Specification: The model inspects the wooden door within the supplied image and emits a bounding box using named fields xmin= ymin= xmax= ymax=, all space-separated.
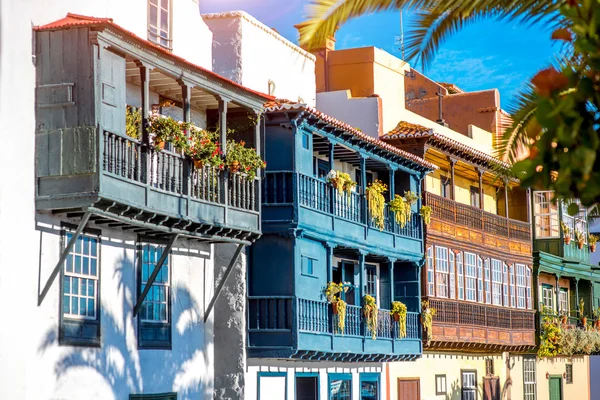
xmin=483 ymin=377 xmax=500 ymax=400
xmin=549 ymin=376 xmax=562 ymax=400
xmin=397 ymin=378 xmax=420 ymax=400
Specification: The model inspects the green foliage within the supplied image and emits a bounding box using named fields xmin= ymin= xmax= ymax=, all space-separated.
xmin=225 ymin=140 xmax=266 ymax=180
xmin=327 ymin=170 xmax=357 ymax=195
xmin=324 ymin=281 xmax=349 ymax=334
xmin=363 ymin=294 xmax=378 ymax=340
xmin=420 ymin=205 xmax=432 ymax=225
xmin=391 ymin=301 xmax=408 ymax=339
xmin=389 ymin=195 xmax=409 ymax=228
xmin=366 ymin=180 xmax=388 ymax=230
xmin=538 ymin=313 xmax=563 ymax=357
xmin=186 ymin=128 xmax=223 ymax=169
xmin=421 ymin=300 xmax=437 ymax=345
xmin=126 ymin=106 xmax=141 ymax=140
xmin=147 ymin=113 xmax=189 ymax=150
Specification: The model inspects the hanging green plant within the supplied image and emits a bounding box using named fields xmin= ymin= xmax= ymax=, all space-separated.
xmin=420 ymin=205 xmax=432 ymax=225
xmin=363 ymin=295 xmax=378 ymax=340
xmin=391 ymin=301 xmax=407 ymax=339
xmin=324 ymin=281 xmax=349 ymax=334
xmin=366 ymin=180 xmax=388 ymax=230
xmin=421 ymin=300 xmax=437 ymax=345
xmin=126 ymin=106 xmax=142 ymax=140
xmin=389 ymin=195 xmax=408 ymax=228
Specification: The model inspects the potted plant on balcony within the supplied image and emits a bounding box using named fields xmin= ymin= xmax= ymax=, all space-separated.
xmin=366 ymin=180 xmax=388 ymax=231
xmin=575 ymin=229 xmax=585 ymax=249
xmin=593 ymin=307 xmax=600 ymax=330
xmin=420 ymin=205 xmax=432 ymax=225
xmin=391 ymin=301 xmax=408 ymax=339
xmin=403 ymin=190 xmax=420 ymax=207
xmin=389 ymin=195 xmax=409 ymax=228
xmin=225 ymin=140 xmax=266 ymax=180
xmin=186 ymin=128 xmax=223 ymax=169
xmin=325 ymin=282 xmax=349 ymax=334
xmin=561 ymin=221 xmax=572 ymax=245
xmin=147 ymin=113 xmax=189 ymax=151
xmin=559 ymin=310 xmax=569 ymax=325
xmin=538 ymin=312 xmax=563 ymax=357
xmin=579 ymin=299 xmax=587 ymax=327
xmin=589 ymin=234 xmax=598 ymax=253
xmin=421 ymin=300 xmax=437 ymax=345
xmin=126 ymin=105 xmax=141 ymax=140
xmin=363 ymin=295 xmax=378 ymax=340
xmin=326 ymin=170 xmax=356 ymax=196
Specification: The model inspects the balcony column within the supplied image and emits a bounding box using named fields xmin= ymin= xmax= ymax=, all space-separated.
xmin=576 ymin=278 xmax=580 ymax=314
xmin=388 ymin=258 xmax=396 ymax=302
xmin=477 ymin=168 xmax=484 ymax=210
xmin=218 ymin=97 xmax=230 ymax=214
xmin=178 ymin=80 xmax=192 ymax=127
xmin=360 ymin=154 xmax=368 ymax=224
xmin=504 ymin=179 xmax=510 ymax=218
xmin=555 ymin=275 xmax=561 ymax=314
xmin=359 ymin=250 xmax=367 ymax=301
xmin=388 ymin=166 xmax=396 ymax=199
xmin=325 ymin=242 xmax=336 ymax=282
xmin=253 ymin=110 xmax=263 ymax=213
xmin=329 ymin=140 xmax=335 ymax=213
xmin=137 ymin=62 xmax=152 ymax=185
xmin=448 ymin=157 xmax=457 ymax=200
xmin=328 ymin=140 xmax=335 ymax=171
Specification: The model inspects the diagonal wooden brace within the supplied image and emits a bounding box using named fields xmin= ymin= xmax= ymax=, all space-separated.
xmin=133 ymin=234 xmax=179 ymax=317
xmin=38 ymin=212 xmax=91 ymax=306
xmin=204 ymin=243 xmax=244 ymax=323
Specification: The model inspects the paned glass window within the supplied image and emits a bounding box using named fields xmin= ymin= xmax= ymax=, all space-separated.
xmin=436 ymin=246 xmax=449 ymax=298
xmin=503 ymin=263 xmax=509 ymax=306
xmin=509 ymin=264 xmax=516 ymax=308
xmin=464 ymin=253 xmax=477 ymax=302
xmin=526 ymin=267 xmax=532 ymax=309
xmin=477 ymin=257 xmax=484 ymax=303
xmin=148 ymin=0 xmax=171 ymax=49
xmin=484 ymin=258 xmax=492 ymax=304
xmin=360 ymin=374 xmax=379 ymax=400
xmin=470 ymin=186 xmax=480 ymax=208
xmin=533 ymin=191 xmax=559 ymax=238
xmin=427 ymin=247 xmax=434 ymax=296
xmin=366 ymin=265 xmax=377 ymax=299
xmin=542 ymin=285 xmax=554 ymax=311
xmin=516 ymin=264 xmax=527 ymax=309
xmin=461 ymin=371 xmax=477 ymax=400
xmin=330 ymin=375 xmax=352 ymax=400
xmin=441 ymin=175 xmax=451 ymax=199
xmin=559 ymin=289 xmax=569 ymax=314
xmin=491 ymin=259 xmax=502 ymax=306
xmin=449 ymin=251 xmax=456 ymax=299
xmin=301 ymin=256 xmax=316 ymax=276
xmin=523 ymin=357 xmax=536 ymax=400
xmin=457 ymin=252 xmax=464 ymax=300
xmin=566 ymin=364 xmax=573 ymax=384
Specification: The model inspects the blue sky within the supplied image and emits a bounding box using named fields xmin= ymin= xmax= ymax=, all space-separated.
xmin=203 ymin=0 xmax=558 ymax=108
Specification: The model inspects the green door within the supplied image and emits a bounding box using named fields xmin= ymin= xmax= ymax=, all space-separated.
xmin=549 ymin=376 xmax=562 ymax=400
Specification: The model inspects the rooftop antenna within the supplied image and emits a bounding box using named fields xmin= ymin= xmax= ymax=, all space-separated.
xmin=394 ymin=9 xmax=405 ymax=60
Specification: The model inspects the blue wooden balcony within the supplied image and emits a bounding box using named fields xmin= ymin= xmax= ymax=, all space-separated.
xmin=36 ymin=129 xmax=260 ymax=243
xmin=262 ymin=172 xmax=423 ymax=260
xmin=247 ymin=296 xmax=422 ymax=361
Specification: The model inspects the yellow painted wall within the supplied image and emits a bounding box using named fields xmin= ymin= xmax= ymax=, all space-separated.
xmin=536 ymin=356 xmax=589 ymax=400
xmin=426 ymin=169 xmax=498 ymax=215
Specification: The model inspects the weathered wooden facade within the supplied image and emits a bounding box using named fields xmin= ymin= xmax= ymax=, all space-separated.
xmin=247 ymin=101 xmax=436 ymax=362
xmin=34 ymin=14 xmax=269 ymax=245
xmin=382 ymin=124 xmax=536 ymax=352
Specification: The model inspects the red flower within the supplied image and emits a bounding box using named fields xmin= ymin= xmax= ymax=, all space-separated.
xmin=246 ymin=166 xmax=251 ymax=171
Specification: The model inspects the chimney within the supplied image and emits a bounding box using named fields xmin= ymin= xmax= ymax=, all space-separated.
xmin=295 ymin=24 xmax=336 ymax=93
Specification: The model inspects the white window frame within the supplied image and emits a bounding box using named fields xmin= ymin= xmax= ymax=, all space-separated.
xmin=491 ymin=259 xmax=502 ymax=306
xmin=503 ymin=263 xmax=510 ymax=307
xmin=148 ymin=0 xmax=172 ymax=49
xmin=541 ymin=285 xmax=554 ymax=311
xmin=427 ymin=247 xmax=434 ymax=296
xmin=63 ymin=233 xmax=99 ymax=320
xmin=559 ymin=288 xmax=569 ymax=314
xmin=449 ymin=251 xmax=456 ymax=299
xmin=533 ymin=191 xmax=559 ymax=238
xmin=457 ymin=252 xmax=464 ymax=300
xmin=516 ymin=264 xmax=527 ymax=309
xmin=509 ymin=264 xmax=516 ymax=308
xmin=436 ymin=246 xmax=449 ymax=298
xmin=464 ymin=252 xmax=477 ymax=302
xmin=461 ymin=371 xmax=477 ymax=400
xmin=526 ymin=267 xmax=532 ymax=309
xmin=477 ymin=256 xmax=484 ymax=303
xmin=523 ymin=356 xmax=537 ymax=400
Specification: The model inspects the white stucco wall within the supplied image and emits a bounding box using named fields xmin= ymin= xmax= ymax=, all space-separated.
xmin=246 ymin=360 xmax=385 ymax=400
xmin=317 ymin=90 xmax=381 ymax=138
xmin=204 ymin=11 xmax=316 ymax=105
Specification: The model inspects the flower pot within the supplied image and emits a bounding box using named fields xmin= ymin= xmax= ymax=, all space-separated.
xmin=561 ymin=315 xmax=568 ymax=324
xmin=155 ymin=140 xmax=165 ymax=150
xmin=595 ymin=319 xmax=600 ymax=329
xmin=582 ymin=317 xmax=588 ymax=326
xmin=565 ymin=236 xmax=571 ymax=245
xmin=393 ymin=313 xmax=400 ymax=322
xmin=193 ymin=159 xmax=203 ymax=169
xmin=332 ymin=302 xmax=339 ymax=315
xmin=578 ymin=241 xmax=584 ymax=250
xmin=591 ymin=244 xmax=597 ymax=253
xmin=229 ymin=161 xmax=241 ymax=173
xmin=331 ymin=179 xmax=339 ymax=190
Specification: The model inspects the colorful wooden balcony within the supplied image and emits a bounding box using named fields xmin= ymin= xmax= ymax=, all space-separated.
xmin=426 ymin=298 xmax=536 ymax=351
xmin=262 ymin=172 xmax=423 ymax=259
xmin=247 ymin=296 xmax=422 ymax=361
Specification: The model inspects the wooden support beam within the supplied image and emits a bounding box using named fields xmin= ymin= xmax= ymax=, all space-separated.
xmin=204 ymin=244 xmax=244 ymax=322
xmin=133 ymin=234 xmax=179 ymax=317
xmin=38 ymin=212 xmax=91 ymax=306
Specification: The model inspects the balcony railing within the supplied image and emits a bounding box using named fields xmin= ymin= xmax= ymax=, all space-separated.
xmin=103 ymin=130 xmax=257 ymax=211
xmin=429 ymin=298 xmax=536 ymax=330
xmin=248 ymin=296 xmax=420 ymax=340
xmin=264 ymin=171 xmax=421 ymax=239
xmin=425 ymin=192 xmax=531 ymax=242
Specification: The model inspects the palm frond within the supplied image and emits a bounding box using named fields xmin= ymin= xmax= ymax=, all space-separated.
xmin=298 ymin=0 xmax=434 ymax=50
